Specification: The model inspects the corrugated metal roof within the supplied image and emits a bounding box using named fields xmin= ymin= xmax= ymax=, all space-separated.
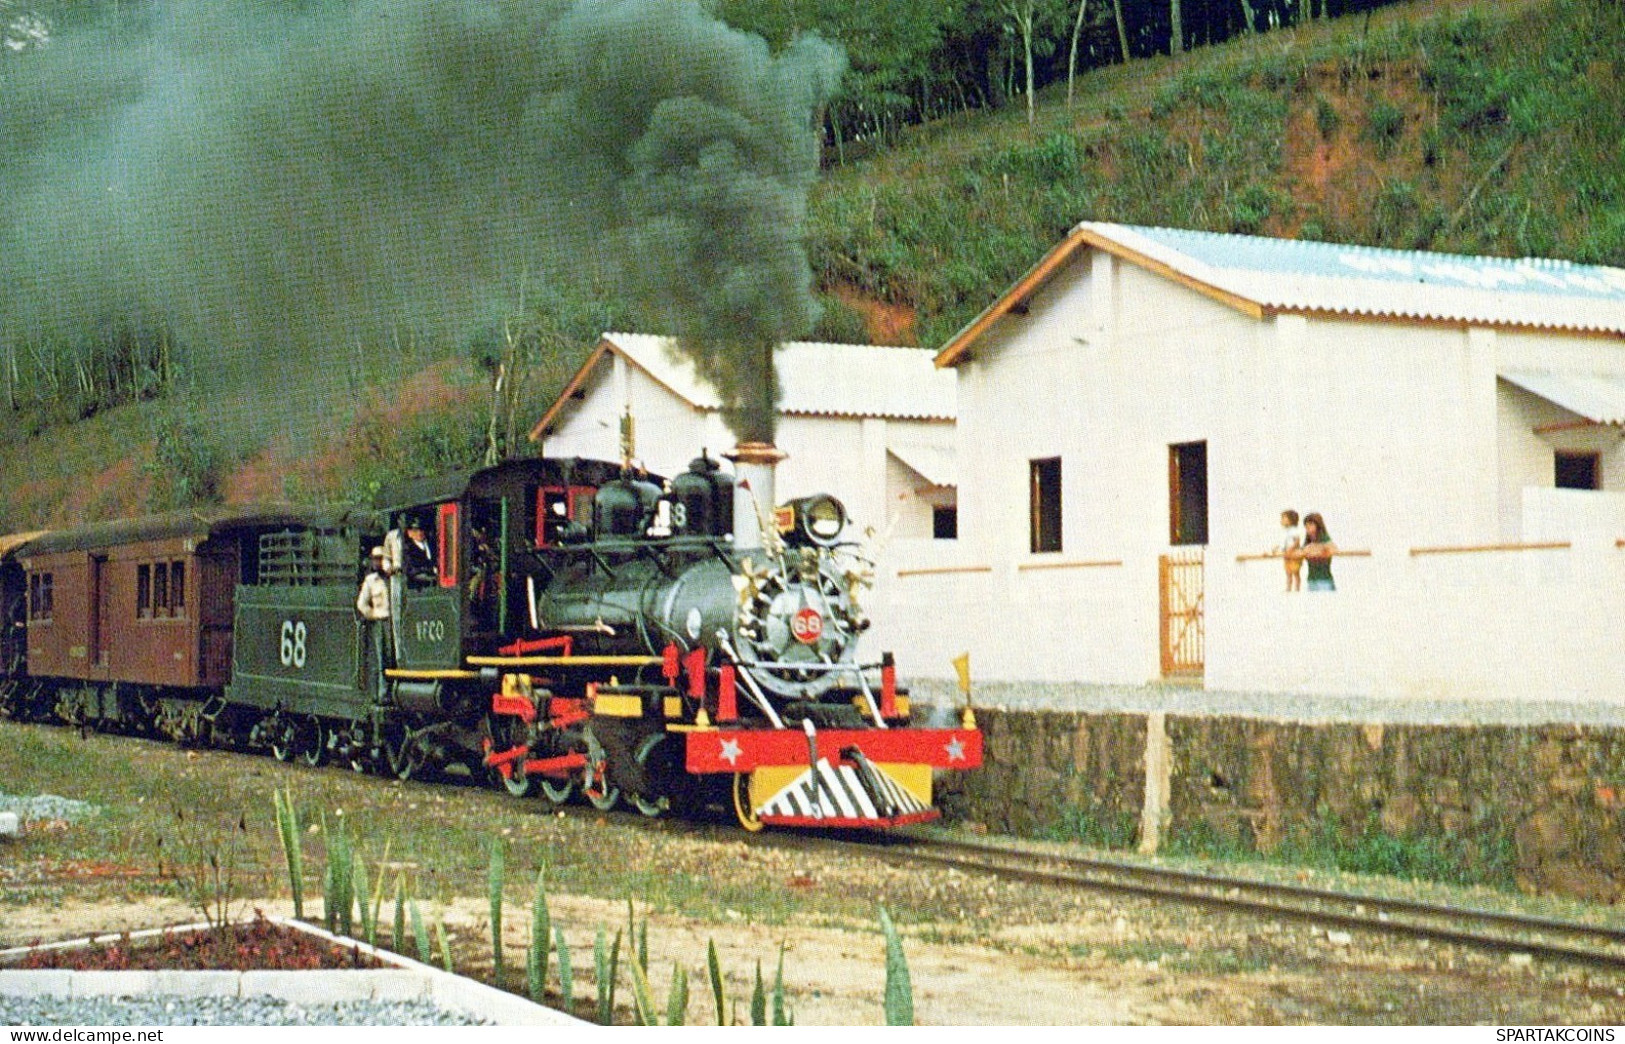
xmin=1089 ymin=223 xmax=1625 ymax=335
xmin=888 ymin=440 xmax=957 ymax=488
xmin=936 ymin=223 xmax=1625 ymax=367
xmin=605 ymin=333 xmax=956 ymax=421
xmin=1500 ymin=370 xmax=1625 ymax=426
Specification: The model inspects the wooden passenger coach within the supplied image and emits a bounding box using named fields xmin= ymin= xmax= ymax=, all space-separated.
xmin=17 ymin=511 xmax=337 ymax=712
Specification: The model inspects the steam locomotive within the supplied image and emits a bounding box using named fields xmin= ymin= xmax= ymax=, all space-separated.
xmin=0 ymin=449 xmax=981 ymax=830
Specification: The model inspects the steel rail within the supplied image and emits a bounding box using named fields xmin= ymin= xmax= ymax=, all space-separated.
xmin=845 ymin=835 xmax=1625 ymax=971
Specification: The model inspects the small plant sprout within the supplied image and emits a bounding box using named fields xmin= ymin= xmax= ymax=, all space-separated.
xmin=751 ymin=959 xmax=767 ymax=1026
xmin=391 ymin=873 xmax=406 ymax=955
xmin=353 ymin=851 xmax=373 ymax=947
xmin=594 ymin=925 xmax=623 ymax=1025
xmin=409 ymin=892 xmax=432 ymax=965
xmin=435 ymin=914 xmax=454 ymax=974
xmin=527 ymin=868 xmax=551 ymax=1003
xmin=628 ymin=951 xmax=658 ymax=1026
xmin=488 ymin=838 xmax=506 ymax=990
xmin=555 ymin=926 xmax=574 ymax=1016
xmin=773 ymin=943 xmax=791 ymax=1026
xmin=271 ymin=789 xmax=304 ymax=920
xmin=880 ymin=907 xmax=914 ymax=1026
xmin=707 ymin=938 xmax=728 ymax=1026
xmin=666 ymin=962 xmax=689 ymax=1026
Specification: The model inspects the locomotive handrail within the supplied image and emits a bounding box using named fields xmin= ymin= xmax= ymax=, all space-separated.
xmin=467 ymin=654 xmax=663 ymax=667
xmin=723 ymin=659 xmax=887 ymax=674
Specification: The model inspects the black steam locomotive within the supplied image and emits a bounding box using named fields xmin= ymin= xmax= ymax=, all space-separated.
xmin=0 ymin=450 xmax=980 ymax=830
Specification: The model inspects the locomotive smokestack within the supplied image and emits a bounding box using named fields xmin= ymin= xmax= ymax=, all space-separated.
xmin=725 ymin=442 xmax=786 ymax=552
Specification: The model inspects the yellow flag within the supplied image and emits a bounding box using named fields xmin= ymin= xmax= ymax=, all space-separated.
xmin=952 ymin=652 xmax=971 ymax=695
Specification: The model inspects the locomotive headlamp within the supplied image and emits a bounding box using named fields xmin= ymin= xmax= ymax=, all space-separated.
xmin=781 ymin=495 xmax=846 ymax=547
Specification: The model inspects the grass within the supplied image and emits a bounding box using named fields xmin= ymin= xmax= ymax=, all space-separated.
xmin=0 ymin=720 xmax=893 ymax=928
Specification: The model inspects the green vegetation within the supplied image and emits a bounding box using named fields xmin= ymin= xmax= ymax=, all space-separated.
xmin=880 ymin=906 xmax=913 ymax=1027
xmin=1166 ymin=808 xmax=1520 ymax=889
xmin=807 ymin=0 xmax=1625 ymax=348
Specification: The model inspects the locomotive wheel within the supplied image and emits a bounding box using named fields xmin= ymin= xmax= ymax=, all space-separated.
xmin=538 ymin=774 xmax=575 ymax=805
xmin=630 ymin=734 xmax=679 ymax=818
xmin=297 ymin=718 xmax=328 ymax=768
xmin=495 ymin=760 xmax=536 ymax=798
xmin=731 ymin=773 xmax=765 ymax=833
xmin=268 ymin=718 xmax=298 ymax=763
xmin=385 ymin=725 xmax=427 ymax=782
xmin=485 ymin=716 xmax=536 ymax=798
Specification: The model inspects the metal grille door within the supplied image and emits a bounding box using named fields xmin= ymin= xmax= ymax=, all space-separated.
xmin=1159 ymin=549 xmax=1204 ymax=677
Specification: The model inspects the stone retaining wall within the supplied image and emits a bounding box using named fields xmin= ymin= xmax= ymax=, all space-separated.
xmin=936 ymin=709 xmax=1625 ymax=903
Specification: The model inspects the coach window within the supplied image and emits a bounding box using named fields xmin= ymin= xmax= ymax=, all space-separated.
xmin=170 ymin=561 xmax=186 ymax=616
xmin=29 ymin=572 xmax=52 ymax=622
xmin=137 ymin=565 xmax=152 ymax=619
xmin=1030 ymin=457 xmax=1062 ymax=554
xmin=153 ymin=560 xmax=169 ymax=617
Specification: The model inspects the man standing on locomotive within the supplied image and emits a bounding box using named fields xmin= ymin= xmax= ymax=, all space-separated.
xmin=400 ymin=517 xmax=435 ymax=587
xmin=356 ymin=546 xmax=393 ymax=699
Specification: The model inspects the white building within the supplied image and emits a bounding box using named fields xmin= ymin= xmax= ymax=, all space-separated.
xmin=530 ymin=333 xmax=958 ymax=542
xmin=872 ymin=223 xmax=1625 ymax=708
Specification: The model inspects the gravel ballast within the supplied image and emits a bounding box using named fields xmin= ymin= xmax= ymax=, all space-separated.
xmin=0 ymin=995 xmax=484 ymax=1026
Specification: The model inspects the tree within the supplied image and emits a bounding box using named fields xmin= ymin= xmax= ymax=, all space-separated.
xmin=1003 ymin=0 xmax=1038 ymax=124
xmin=1110 ymin=0 xmax=1130 ymax=61
xmin=1169 ymin=0 xmax=1184 ymax=54
xmin=1066 ymin=0 xmax=1088 ymax=105
xmin=1238 ymin=0 xmax=1256 ymax=35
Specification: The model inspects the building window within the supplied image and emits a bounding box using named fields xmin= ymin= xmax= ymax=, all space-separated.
xmin=137 ymin=565 xmax=152 ymax=618
xmin=1029 ymin=457 xmax=1062 ymax=554
xmin=1169 ymin=441 xmax=1209 ymax=546
xmin=170 ymin=561 xmax=185 ymax=614
xmin=1555 ymin=451 xmax=1600 ymax=490
xmin=932 ymin=505 xmax=958 ymax=540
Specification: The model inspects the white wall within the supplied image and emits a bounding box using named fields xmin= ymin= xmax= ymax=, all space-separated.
xmin=1207 ymin=541 xmax=1625 ymax=705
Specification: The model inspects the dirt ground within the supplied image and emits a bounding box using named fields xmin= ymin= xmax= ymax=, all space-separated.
xmin=6 ymin=883 xmax=1624 ymax=1025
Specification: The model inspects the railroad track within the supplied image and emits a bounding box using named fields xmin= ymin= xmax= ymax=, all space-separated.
xmin=835 ymin=834 xmax=1625 ymax=972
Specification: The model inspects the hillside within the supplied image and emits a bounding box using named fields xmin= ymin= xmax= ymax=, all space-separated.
xmin=1 ymin=0 xmax=1618 ymax=528
xmin=808 ymin=0 xmax=1622 ymax=348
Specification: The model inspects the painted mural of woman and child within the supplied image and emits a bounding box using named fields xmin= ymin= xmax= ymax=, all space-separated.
xmin=1276 ymin=509 xmax=1336 ymax=592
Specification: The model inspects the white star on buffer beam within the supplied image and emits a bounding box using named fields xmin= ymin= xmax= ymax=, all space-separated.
xmin=719 ymin=738 xmax=743 ymax=766
xmin=944 ymin=737 xmax=966 ymax=762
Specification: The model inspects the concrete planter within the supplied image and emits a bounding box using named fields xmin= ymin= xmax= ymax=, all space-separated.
xmin=0 ymin=916 xmax=585 ymax=1026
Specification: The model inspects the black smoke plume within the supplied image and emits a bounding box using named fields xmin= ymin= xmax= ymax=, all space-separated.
xmin=0 ymin=0 xmax=842 ymax=443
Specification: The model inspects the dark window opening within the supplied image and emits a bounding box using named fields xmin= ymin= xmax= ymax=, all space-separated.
xmin=1556 ymin=452 xmax=1600 ymax=491
xmin=1030 ymin=457 xmax=1062 ymax=554
xmin=933 ymin=505 xmax=958 ymax=540
xmin=153 ymin=561 xmax=169 ymax=616
xmin=170 ymin=561 xmax=185 ymax=615
xmin=137 ymin=565 xmax=151 ymax=618
xmin=29 ymin=573 xmax=52 ymax=621
xmin=1170 ymin=441 xmax=1209 ymax=546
